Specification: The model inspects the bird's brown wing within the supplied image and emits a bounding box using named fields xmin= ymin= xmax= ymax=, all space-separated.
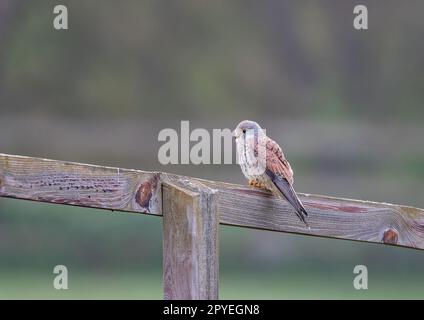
xmin=263 ymin=137 xmax=309 ymax=227
xmin=265 ymin=138 xmax=294 ymax=185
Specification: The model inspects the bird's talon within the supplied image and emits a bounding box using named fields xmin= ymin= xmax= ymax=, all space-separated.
xmin=258 ymin=183 xmax=268 ymax=190
xmin=249 ymin=180 xmax=267 ymax=190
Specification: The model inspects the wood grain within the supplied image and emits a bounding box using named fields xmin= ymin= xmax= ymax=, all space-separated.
xmin=0 ymin=153 xmax=161 ymax=215
xmin=162 ymin=180 xmax=219 ymax=299
xmin=1 ymin=153 xmax=424 ymax=250
xmin=204 ymin=179 xmax=424 ymax=250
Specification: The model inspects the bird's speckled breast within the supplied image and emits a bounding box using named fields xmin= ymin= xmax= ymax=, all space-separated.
xmin=236 ymin=136 xmax=268 ymax=184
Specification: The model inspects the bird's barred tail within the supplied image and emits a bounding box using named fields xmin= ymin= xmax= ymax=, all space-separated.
xmin=266 ymin=169 xmax=310 ymax=228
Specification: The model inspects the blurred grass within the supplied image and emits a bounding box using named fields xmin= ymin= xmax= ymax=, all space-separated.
xmin=1 ymin=271 xmax=424 ymax=299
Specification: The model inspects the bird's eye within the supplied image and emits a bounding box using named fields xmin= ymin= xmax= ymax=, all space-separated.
xmin=242 ymin=129 xmax=246 ymax=134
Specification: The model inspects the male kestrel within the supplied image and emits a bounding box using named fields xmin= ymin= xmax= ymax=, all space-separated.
xmin=233 ymin=120 xmax=309 ymax=228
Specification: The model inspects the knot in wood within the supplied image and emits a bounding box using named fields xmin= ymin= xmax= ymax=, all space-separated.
xmin=382 ymin=228 xmax=398 ymax=244
xmin=136 ymin=177 xmax=157 ymax=209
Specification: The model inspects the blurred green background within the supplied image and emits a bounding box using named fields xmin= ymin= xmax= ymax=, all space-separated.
xmin=0 ymin=0 xmax=423 ymax=299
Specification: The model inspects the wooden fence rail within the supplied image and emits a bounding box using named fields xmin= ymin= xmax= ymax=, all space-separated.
xmin=1 ymin=153 xmax=424 ymax=299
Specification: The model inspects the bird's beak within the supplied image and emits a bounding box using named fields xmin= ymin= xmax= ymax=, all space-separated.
xmin=232 ymin=130 xmax=236 ymax=138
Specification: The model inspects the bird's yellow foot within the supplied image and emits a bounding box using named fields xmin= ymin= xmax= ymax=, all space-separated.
xmin=256 ymin=182 xmax=268 ymax=190
xmin=248 ymin=180 xmax=268 ymax=190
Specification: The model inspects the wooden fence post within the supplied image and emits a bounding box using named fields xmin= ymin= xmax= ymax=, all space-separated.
xmin=162 ymin=180 xmax=219 ymax=300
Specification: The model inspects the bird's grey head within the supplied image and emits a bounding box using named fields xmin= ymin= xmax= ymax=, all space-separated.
xmin=233 ymin=120 xmax=264 ymax=140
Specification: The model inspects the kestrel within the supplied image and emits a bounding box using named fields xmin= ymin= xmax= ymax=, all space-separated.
xmin=233 ymin=120 xmax=309 ymax=228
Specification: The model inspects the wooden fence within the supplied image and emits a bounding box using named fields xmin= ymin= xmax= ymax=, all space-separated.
xmin=1 ymin=153 xmax=424 ymax=299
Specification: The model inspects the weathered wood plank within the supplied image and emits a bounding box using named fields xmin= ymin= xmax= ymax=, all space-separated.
xmin=1 ymin=153 xmax=424 ymax=250
xmin=0 ymin=153 xmax=161 ymax=215
xmin=162 ymin=181 xmax=219 ymax=299
xmin=202 ymin=179 xmax=424 ymax=250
